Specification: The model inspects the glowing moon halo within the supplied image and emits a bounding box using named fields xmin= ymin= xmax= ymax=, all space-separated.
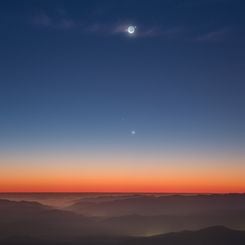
xmin=127 ymin=26 xmax=136 ymax=34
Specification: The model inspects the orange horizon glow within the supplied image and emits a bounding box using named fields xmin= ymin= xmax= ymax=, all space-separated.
xmin=1 ymin=173 xmax=244 ymax=193
xmin=1 ymin=177 xmax=245 ymax=193
xmin=0 ymin=153 xmax=244 ymax=193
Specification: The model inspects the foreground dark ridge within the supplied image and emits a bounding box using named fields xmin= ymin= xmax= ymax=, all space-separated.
xmin=1 ymin=226 xmax=245 ymax=245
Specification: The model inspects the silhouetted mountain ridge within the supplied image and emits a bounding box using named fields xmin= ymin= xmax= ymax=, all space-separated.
xmin=1 ymin=226 xmax=245 ymax=245
xmin=1 ymin=196 xmax=245 ymax=241
xmin=67 ymin=194 xmax=245 ymax=216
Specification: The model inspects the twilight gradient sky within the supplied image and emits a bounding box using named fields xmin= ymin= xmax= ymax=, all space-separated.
xmin=0 ymin=0 xmax=245 ymax=192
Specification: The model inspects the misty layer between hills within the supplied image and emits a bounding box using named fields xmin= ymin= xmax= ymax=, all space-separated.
xmin=0 ymin=194 xmax=245 ymax=240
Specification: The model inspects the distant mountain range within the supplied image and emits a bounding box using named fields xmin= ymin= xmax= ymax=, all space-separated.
xmin=66 ymin=194 xmax=245 ymax=216
xmin=1 ymin=195 xmax=245 ymax=244
xmin=0 ymin=199 xmax=101 ymax=238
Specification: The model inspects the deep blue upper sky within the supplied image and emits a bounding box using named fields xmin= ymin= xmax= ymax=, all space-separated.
xmin=0 ymin=0 xmax=244 ymax=154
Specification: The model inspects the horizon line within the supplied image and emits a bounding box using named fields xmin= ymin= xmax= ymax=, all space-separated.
xmin=0 ymin=191 xmax=244 ymax=195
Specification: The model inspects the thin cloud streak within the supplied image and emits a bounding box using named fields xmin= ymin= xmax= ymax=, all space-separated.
xmin=194 ymin=28 xmax=232 ymax=42
xmin=32 ymin=12 xmax=76 ymax=30
xmin=32 ymin=12 xmax=184 ymax=38
xmin=32 ymin=12 xmax=233 ymax=42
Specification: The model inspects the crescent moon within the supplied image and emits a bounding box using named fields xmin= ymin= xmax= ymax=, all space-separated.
xmin=127 ymin=26 xmax=136 ymax=34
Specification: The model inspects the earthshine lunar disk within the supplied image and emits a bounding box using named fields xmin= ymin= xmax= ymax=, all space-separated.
xmin=127 ymin=26 xmax=136 ymax=34
xmin=131 ymin=130 xmax=136 ymax=135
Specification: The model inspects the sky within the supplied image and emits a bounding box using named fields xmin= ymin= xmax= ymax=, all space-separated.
xmin=0 ymin=0 xmax=245 ymax=192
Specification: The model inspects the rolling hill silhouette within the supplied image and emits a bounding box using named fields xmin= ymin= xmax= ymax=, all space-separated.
xmin=0 ymin=199 xmax=103 ymax=239
xmin=67 ymin=194 xmax=245 ymax=216
xmin=1 ymin=226 xmax=245 ymax=245
xmin=1 ymin=196 xmax=245 ymax=244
